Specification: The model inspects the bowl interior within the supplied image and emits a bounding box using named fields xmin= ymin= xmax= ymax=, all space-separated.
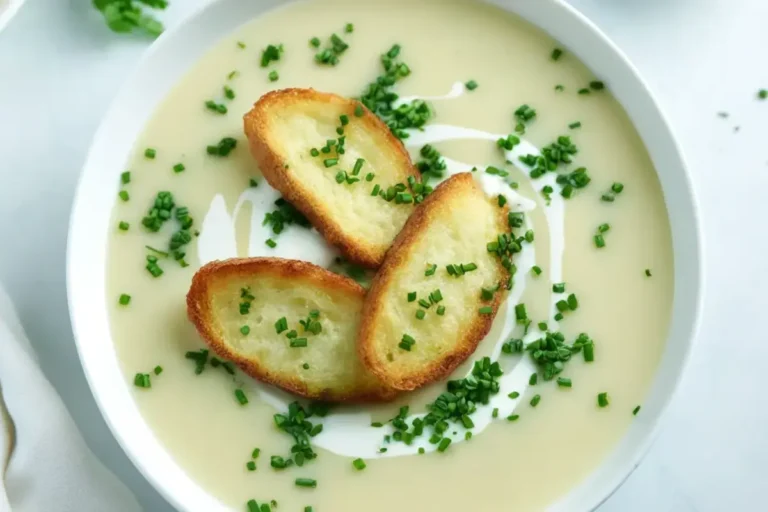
xmin=67 ymin=0 xmax=701 ymax=510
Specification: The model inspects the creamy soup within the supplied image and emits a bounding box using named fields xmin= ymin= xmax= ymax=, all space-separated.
xmin=106 ymin=0 xmax=674 ymax=510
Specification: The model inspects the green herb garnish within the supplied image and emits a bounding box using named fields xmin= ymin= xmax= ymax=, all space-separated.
xmin=93 ymin=0 xmax=166 ymax=37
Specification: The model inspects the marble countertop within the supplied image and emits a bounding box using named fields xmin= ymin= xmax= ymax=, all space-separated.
xmin=0 ymin=0 xmax=764 ymax=510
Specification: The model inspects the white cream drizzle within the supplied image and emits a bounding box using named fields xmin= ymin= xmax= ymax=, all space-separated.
xmin=393 ymin=81 xmax=466 ymax=107
xmin=196 ymin=87 xmax=566 ymax=459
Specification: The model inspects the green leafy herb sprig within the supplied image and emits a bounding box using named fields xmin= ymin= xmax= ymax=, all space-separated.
xmin=93 ymin=0 xmax=168 ymax=37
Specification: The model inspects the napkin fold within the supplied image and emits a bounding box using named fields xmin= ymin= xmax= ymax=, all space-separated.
xmin=0 ymin=285 xmax=142 ymax=512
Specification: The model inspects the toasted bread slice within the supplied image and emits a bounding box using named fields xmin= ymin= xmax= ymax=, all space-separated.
xmin=358 ymin=173 xmax=511 ymax=391
xmin=187 ymin=257 xmax=396 ymax=402
xmin=244 ymin=88 xmax=419 ymax=268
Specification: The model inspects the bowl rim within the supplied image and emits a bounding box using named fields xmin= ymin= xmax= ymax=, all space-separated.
xmin=66 ymin=0 xmax=703 ymax=511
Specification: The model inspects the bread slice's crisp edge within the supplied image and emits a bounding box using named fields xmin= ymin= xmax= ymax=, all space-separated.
xmin=357 ymin=173 xmax=511 ymax=391
xmin=186 ymin=257 xmax=397 ymax=403
xmin=243 ymin=88 xmax=420 ymax=268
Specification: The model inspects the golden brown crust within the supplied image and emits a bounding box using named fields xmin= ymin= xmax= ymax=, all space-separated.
xmin=243 ymin=88 xmax=419 ymax=268
xmin=357 ymin=173 xmax=511 ymax=391
xmin=187 ymin=257 xmax=397 ymax=402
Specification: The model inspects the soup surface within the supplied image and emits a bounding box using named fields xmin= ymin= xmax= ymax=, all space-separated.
xmin=106 ymin=0 xmax=674 ymax=510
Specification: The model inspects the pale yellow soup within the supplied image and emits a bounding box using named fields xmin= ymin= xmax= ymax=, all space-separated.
xmin=106 ymin=0 xmax=673 ymax=510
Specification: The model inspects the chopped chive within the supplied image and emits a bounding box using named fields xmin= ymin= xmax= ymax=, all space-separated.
xmin=240 ymin=325 xmax=250 ymax=335
xmin=345 ymin=23 xmax=354 ymax=33
xmin=235 ymin=389 xmax=248 ymax=405
xmin=597 ymin=392 xmax=610 ymax=407
xmin=555 ymin=84 xmax=564 ymax=91
xmin=578 ymin=88 xmax=590 ymax=95
xmin=118 ymin=190 xmax=129 ymax=201
xmin=275 ymin=317 xmax=288 ymax=334
xmin=567 ymin=293 xmax=579 ymax=310
xmin=645 ymin=268 xmax=652 ymax=277
xmin=371 ymin=184 xmax=381 ymax=196
xmin=399 ymin=333 xmax=415 ymax=351
xmin=598 ymin=223 xmax=610 ymax=233
xmin=633 ymin=405 xmax=641 ymax=415
xmin=173 ymin=163 xmax=185 ymax=173
xmin=265 ymin=238 xmax=277 ymax=248
xmin=525 ymin=230 xmax=534 ymax=243
xmin=531 ymin=265 xmax=542 ymax=276
xmin=465 ymin=80 xmax=478 ymax=91
xmin=223 ymin=85 xmax=235 ymax=100
xmin=205 ymin=100 xmax=228 ymax=114
xmin=612 ymin=182 xmax=624 ymax=194
xmin=553 ymin=283 xmax=565 ymax=293
xmin=557 ymin=377 xmax=572 ymax=388
xmin=461 ymin=414 xmax=475 ymax=429
xmin=437 ymin=437 xmax=451 ymax=452
xmin=120 ymin=171 xmax=131 ymax=184
xmin=370 ymin=422 xmax=384 ymax=428
xmin=478 ymin=306 xmax=493 ymax=314
xmin=302 ymin=363 xmax=310 ymax=369
xmin=497 ymin=194 xmax=507 ymax=207
xmin=529 ymin=373 xmax=538 ymax=385
xmin=759 ymin=89 xmax=768 ymax=100
xmin=237 ymin=41 xmax=246 ymax=49
xmin=250 ymin=178 xmax=259 ymax=187
xmin=407 ymin=291 xmax=416 ymax=302
xmin=118 ymin=293 xmax=131 ymax=305
xmin=436 ymin=305 xmax=446 ymax=315
xmin=352 ymin=458 xmax=366 ymax=470
xmin=354 ymin=104 xmax=364 ymax=117
xmin=309 ymin=37 xmax=320 ymax=47
xmin=352 ymin=158 xmax=364 ymax=175
xmin=415 ymin=310 xmax=425 ymax=320
xmin=227 ymin=70 xmax=239 ymax=80
xmin=583 ymin=341 xmax=595 ymax=362
xmin=246 ymin=461 xmax=256 ymax=471
xmin=268 ymin=70 xmax=279 ymax=82
xmin=133 ymin=373 xmax=151 ymax=388
xmin=144 ymin=148 xmax=156 ymax=159
xmin=507 ymin=414 xmax=520 ymax=421
xmin=365 ymin=172 xmax=375 ymax=182
xmin=252 ymin=448 xmax=261 ymax=459
xmin=508 ymin=391 xmax=520 ymax=399
xmin=324 ymin=158 xmax=338 ymax=168
xmin=569 ymin=121 xmax=581 ymax=129
xmin=290 ymin=338 xmax=308 ymax=348
xmin=551 ymin=48 xmax=563 ymax=60
xmin=590 ymin=80 xmax=605 ymax=90
xmin=554 ymin=313 xmax=564 ymax=321
xmin=310 ymin=148 xmax=319 ymax=157
xmin=594 ymin=234 xmax=605 ymax=248
xmin=153 ymin=365 xmax=162 ymax=375
xmin=425 ymin=263 xmax=437 ymax=276
xmin=418 ymin=298 xmax=431 ymax=309
xmin=429 ymin=289 xmax=443 ymax=303
xmin=492 ymin=407 xmax=499 ymax=418
xmin=295 ymin=478 xmax=317 ymax=488
xmin=530 ymin=394 xmax=541 ymax=407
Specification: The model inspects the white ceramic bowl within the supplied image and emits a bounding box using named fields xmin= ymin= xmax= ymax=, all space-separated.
xmin=67 ymin=0 xmax=703 ymax=510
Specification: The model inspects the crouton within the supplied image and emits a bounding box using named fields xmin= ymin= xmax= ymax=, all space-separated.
xmin=187 ymin=257 xmax=396 ymax=402
xmin=357 ymin=173 xmax=511 ymax=391
xmin=244 ymin=88 xmax=419 ymax=268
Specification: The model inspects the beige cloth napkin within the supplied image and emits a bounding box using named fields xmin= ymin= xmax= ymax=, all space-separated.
xmin=0 ymin=285 xmax=141 ymax=512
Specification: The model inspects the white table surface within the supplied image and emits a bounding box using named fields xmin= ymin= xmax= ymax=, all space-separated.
xmin=0 ymin=0 xmax=765 ymax=510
